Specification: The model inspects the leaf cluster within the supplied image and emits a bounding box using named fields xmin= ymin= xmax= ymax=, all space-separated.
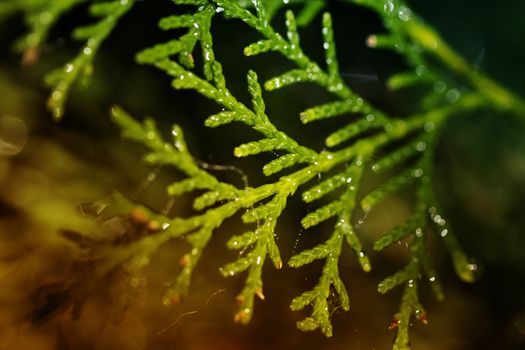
xmin=3 ymin=0 xmax=525 ymax=349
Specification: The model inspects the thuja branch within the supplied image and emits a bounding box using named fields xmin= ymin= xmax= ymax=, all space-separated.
xmin=16 ymin=0 xmax=87 ymax=55
xmin=221 ymin=0 xmax=391 ymax=125
xmin=109 ymin=92 xmax=444 ymax=323
xmin=351 ymin=0 xmax=525 ymax=116
xmin=289 ymin=165 xmax=365 ymax=337
xmin=6 ymin=0 xmax=138 ymax=120
xmin=46 ymin=0 xmax=137 ymax=120
xmin=132 ymin=0 xmax=492 ymax=340
xmin=404 ymin=19 xmax=525 ymax=115
xmin=2 ymin=0 xmax=521 ymax=347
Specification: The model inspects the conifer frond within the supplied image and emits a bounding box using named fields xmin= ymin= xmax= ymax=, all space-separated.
xmin=4 ymin=1 xmax=138 ymax=119
xmin=45 ymin=0 xmax=136 ymax=120
xmin=289 ymin=166 xmax=369 ymax=337
xmin=110 ymin=104 xmax=367 ymax=323
xmin=4 ymin=0 xmax=525 ymax=347
xmin=15 ymin=0 xmax=86 ymax=53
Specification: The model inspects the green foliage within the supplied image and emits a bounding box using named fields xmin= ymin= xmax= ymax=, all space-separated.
xmin=14 ymin=0 xmax=85 ymax=50
xmin=47 ymin=0 xmax=136 ymax=120
xmin=3 ymin=0 xmax=525 ymax=348
xmin=8 ymin=0 xmax=137 ymax=120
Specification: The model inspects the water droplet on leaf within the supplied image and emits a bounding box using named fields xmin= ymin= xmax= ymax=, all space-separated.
xmin=0 ymin=116 xmax=28 ymax=156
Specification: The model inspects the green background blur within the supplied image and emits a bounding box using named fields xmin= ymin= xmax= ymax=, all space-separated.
xmin=1 ymin=0 xmax=525 ymax=349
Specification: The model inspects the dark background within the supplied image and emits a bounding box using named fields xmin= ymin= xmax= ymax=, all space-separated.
xmin=0 ymin=0 xmax=525 ymax=349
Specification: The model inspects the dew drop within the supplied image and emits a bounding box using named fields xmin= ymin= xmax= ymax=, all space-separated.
xmin=383 ymin=1 xmax=394 ymax=14
xmin=146 ymin=131 xmax=156 ymax=140
xmin=39 ymin=11 xmax=52 ymax=25
xmin=466 ymin=263 xmax=477 ymax=272
xmin=433 ymin=81 xmax=447 ymax=94
xmin=0 ymin=115 xmax=28 ymax=156
xmin=412 ymin=168 xmax=423 ymax=178
xmin=51 ymin=90 xmax=63 ymax=101
xmin=292 ymin=230 xmax=303 ymax=255
xmin=415 ymin=65 xmax=426 ymax=76
xmin=424 ymin=121 xmax=435 ymax=132
xmin=416 ymin=141 xmax=427 ymax=152
xmin=445 ymin=88 xmax=461 ymax=103
xmin=398 ymin=6 xmax=412 ymax=21
xmin=24 ymin=35 xmax=38 ymax=53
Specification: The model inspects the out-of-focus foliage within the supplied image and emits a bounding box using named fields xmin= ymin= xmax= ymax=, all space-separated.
xmin=1 ymin=0 xmax=525 ymax=349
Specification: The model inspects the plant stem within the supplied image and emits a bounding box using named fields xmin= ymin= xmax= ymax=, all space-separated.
xmin=405 ymin=19 xmax=525 ymax=116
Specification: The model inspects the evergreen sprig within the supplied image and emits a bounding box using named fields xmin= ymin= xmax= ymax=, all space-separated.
xmin=16 ymin=0 xmax=86 ymax=53
xmin=289 ymin=164 xmax=369 ymax=337
xmin=46 ymin=0 xmax=136 ymax=120
xmin=5 ymin=0 xmax=137 ymax=120
xmin=4 ymin=0 xmax=525 ymax=348
xmin=124 ymin=0 xmax=479 ymax=339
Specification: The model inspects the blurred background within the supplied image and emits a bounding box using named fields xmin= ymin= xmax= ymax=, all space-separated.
xmin=0 ymin=0 xmax=525 ymax=349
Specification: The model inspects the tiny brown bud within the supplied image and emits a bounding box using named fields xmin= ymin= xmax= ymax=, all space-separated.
xmin=366 ymin=35 xmax=377 ymax=48
xmin=417 ymin=312 xmax=428 ymax=325
xmin=255 ymin=288 xmax=265 ymax=300
xmin=147 ymin=220 xmax=161 ymax=232
xmin=275 ymin=258 xmax=283 ymax=269
xmin=22 ymin=47 xmax=40 ymax=66
xmin=163 ymin=294 xmax=179 ymax=306
xmin=388 ymin=317 xmax=400 ymax=330
xmin=179 ymin=254 xmax=191 ymax=267
xmin=130 ymin=208 xmax=148 ymax=225
xmin=235 ymin=294 xmax=245 ymax=306
xmin=233 ymin=308 xmax=251 ymax=324
xmin=233 ymin=311 xmax=245 ymax=323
